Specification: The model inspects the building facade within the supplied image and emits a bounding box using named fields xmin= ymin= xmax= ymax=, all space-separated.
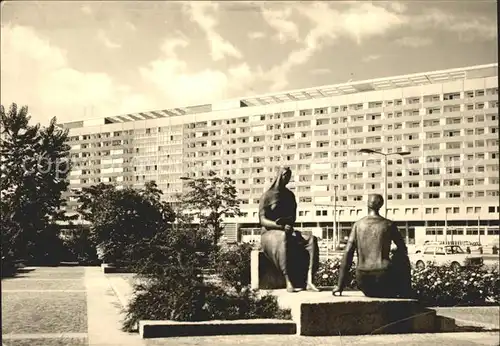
xmin=60 ymin=63 xmax=499 ymax=247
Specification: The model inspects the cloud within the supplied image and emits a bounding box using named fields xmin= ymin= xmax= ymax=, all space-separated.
xmin=388 ymin=1 xmax=408 ymax=13
xmin=125 ymin=21 xmax=137 ymax=32
xmin=248 ymin=31 xmax=265 ymax=40
xmin=362 ymin=54 xmax=382 ymax=62
xmin=261 ymin=7 xmax=299 ymax=43
xmin=81 ymin=4 xmax=92 ymax=15
xmin=310 ymin=68 xmax=331 ymax=75
xmin=183 ymin=2 xmax=242 ymax=61
xmin=1 ymin=25 xmax=153 ymax=123
xmin=395 ymin=36 xmax=432 ymax=48
xmin=264 ymin=2 xmax=407 ymax=91
xmin=97 ymin=30 xmax=121 ymax=49
xmin=139 ymin=34 xmax=263 ymax=107
xmin=412 ymin=8 xmax=497 ymax=41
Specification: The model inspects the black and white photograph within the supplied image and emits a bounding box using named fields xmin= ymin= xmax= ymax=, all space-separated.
xmin=1 ymin=1 xmax=499 ymax=345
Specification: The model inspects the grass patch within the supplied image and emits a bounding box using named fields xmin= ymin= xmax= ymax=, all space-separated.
xmin=2 ymin=292 xmax=87 ymax=334
xmin=1 ymin=279 xmax=85 ymax=291
xmin=2 ymin=337 xmax=87 ymax=346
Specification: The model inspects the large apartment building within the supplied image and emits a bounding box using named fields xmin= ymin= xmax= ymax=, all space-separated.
xmin=60 ymin=63 xmax=499 ymax=246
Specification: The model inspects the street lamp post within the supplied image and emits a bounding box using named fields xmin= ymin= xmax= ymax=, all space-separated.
xmin=333 ymin=185 xmax=338 ymax=252
xmin=358 ymin=149 xmax=411 ymax=218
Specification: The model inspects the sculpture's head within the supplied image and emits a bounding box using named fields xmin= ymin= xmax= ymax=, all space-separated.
xmin=367 ymin=194 xmax=384 ymax=212
xmin=276 ymin=166 xmax=292 ymax=188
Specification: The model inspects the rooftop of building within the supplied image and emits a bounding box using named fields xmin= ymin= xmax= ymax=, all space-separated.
xmin=58 ymin=62 xmax=498 ymax=128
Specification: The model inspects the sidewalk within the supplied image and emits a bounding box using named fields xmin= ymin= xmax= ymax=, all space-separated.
xmin=140 ymin=332 xmax=500 ymax=345
xmin=84 ymin=267 xmax=146 ymax=346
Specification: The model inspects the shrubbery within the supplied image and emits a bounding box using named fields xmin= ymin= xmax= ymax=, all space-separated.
xmin=313 ymin=257 xmax=357 ymax=289
xmin=212 ymin=242 xmax=253 ymax=292
xmin=314 ymin=258 xmax=499 ymax=306
xmin=124 ymin=279 xmax=290 ymax=332
xmin=123 ymin=223 xmax=290 ymax=331
xmin=76 ymin=181 xmax=174 ymax=268
xmin=411 ymin=264 xmax=499 ymax=306
xmin=61 ymin=227 xmax=99 ymax=265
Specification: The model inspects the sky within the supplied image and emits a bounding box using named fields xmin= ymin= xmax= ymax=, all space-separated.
xmin=1 ymin=1 xmax=497 ymax=125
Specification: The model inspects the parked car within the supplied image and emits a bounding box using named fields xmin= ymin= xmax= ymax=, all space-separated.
xmin=336 ymin=239 xmax=348 ymax=251
xmin=411 ymin=245 xmax=483 ymax=271
xmin=414 ymin=241 xmax=441 ymax=254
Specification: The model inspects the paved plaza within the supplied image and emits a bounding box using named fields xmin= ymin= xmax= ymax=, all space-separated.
xmin=2 ymin=266 xmax=499 ymax=346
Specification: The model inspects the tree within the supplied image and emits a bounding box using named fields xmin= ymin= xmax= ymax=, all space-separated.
xmin=1 ymin=103 xmax=71 ymax=266
xmin=75 ymin=181 xmax=174 ymax=266
xmin=180 ymin=171 xmax=242 ymax=247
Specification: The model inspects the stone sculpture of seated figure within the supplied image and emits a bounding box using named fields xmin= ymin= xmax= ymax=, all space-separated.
xmin=259 ymin=167 xmax=319 ymax=293
xmin=332 ymin=194 xmax=412 ymax=298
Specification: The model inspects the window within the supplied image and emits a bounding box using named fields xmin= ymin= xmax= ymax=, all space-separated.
xmin=424 ymin=247 xmax=435 ymax=255
xmin=489 ymin=206 xmax=496 ymax=213
xmin=435 ymin=247 xmax=445 ymax=255
xmin=443 ymin=92 xmax=460 ymax=100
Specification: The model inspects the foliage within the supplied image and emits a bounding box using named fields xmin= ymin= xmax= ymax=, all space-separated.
xmin=315 ymin=258 xmax=499 ymax=306
xmin=202 ymin=287 xmax=291 ymax=321
xmin=179 ymin=170 xmax=242 ymax=246
xmin=122 ymin=200 xmax=206 ymax=330
xmin=123 ymin=281 xmax=291 ymax=332
xmin=123 ymin=266 xmax=206 ymax=331
xmin=61 ymin=226 xmax=99 ymax=265
xmin=314 ymin=257 xmax=357 ymax=289
xmin=123 ymin=211 xmax=289 ymax=331
xmin=212 ymin=242 xmax=253 ymax=292
xmin=75 ymin=181 xmax=174 ymax=266
xmin=1 ymin=103 xmax=71 ymax=266
xmin=411 ymin=263 xmax=499 ymax=306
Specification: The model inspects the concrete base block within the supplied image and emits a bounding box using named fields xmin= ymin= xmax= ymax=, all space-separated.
xmin=267 ymin=290 xmax=454 ymax=336
xmin=139 ymin=319 xmax=297 ymax=338
xmin=101 ymin=263 xmax=132 ymax=274
xmin=435 ymin=315 xmax=459 ymax=332
xmin=250 ymin=250 xmax=286 ymax=289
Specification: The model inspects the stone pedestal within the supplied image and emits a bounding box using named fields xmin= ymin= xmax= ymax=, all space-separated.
xmin=263 ymin=290 xmax=456 ymax=336
xmin=250 ymin=249 xmax=286 ymax=290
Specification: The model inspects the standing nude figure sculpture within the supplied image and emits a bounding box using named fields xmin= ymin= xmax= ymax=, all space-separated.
xmin=259 ymin=167 xmax=319 ymax=292
xmin=332 ymin=194 xmax=412 ymax=298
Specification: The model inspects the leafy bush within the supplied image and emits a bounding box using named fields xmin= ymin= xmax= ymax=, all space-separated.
xmin=411 ymin=263 xmax=499 ymax=306
xmin=123 ymin=218 xmax=290 ymax=331
xmin=212 ymin=242 xmax=252 ymax=292
xmin=61 ymin=227 xmax=99 ymax=265
xmin=202 ymin=287 xmax=291 ymax=321
xmin=314 ymin=258 xmax=499 ymax=306
xmin=25 ymin=224 xmax=65 ymax=265
xmin=123 ymin=267 xmax=206 ymax=331
xmin=123 ymin=278 xmax=291 ymax=332
xmin=76 ymin=181 xmax=174 ymax=267
xmin=313 ymin=257 xmax=357 ymax=289
xmin=1 ymin=254 xmax=17 ymax=277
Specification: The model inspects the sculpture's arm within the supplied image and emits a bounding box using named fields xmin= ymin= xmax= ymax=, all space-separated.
xmin=259 ymin=206 xmax=285 ymax=231
xmin=337 ymin=224 xmax=357 ymax=290
xmin=390 ymin=222 xmax=407 ymax=255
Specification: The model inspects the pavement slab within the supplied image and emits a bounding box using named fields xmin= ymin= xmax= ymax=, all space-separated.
xmin=84 ymin=266 xmax=147 ymax=346
xmin=142 ymin=332 xmax=500 ymax=346
xmin=433 ymin=307 xmax=500 ymax=329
